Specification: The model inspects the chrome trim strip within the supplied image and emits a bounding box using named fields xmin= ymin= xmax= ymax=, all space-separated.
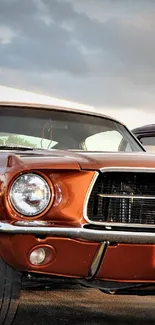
xmin=92 ymin=222 xmax=155 ymax=229
xmin=100 ymin=167 xmax=155 ymax=173
xmin=83 ymin=167 xmax=155 ymax=228
xmin=1 ymin=222 xmax=155 ymax=244
xmin=15 ymin=220 xmax=51 ymax=227
xmin=87 ymin=241 xmax=109 ymax=280
xmin=98 ymin=194 xmax=155 ymax=199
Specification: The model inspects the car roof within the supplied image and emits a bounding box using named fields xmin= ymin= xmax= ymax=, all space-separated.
xmin=0 ymin=100 xmax=124 ymax=126
xmin=0 ymin=85 xmax=125 ymax=126
xmin=132 ymin=124 xmax=155 ymax=134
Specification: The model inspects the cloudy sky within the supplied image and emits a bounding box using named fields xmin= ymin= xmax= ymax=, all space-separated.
xmin=0 ymin=0 xmax=155 ymax=128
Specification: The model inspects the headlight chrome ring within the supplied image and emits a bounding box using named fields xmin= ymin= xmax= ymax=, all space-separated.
xmin=9 ymin=172 xmax=53 ymax=217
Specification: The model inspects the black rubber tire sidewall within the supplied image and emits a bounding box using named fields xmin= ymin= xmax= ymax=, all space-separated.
xmin=0 ymin=257 xmax=21 ymax=325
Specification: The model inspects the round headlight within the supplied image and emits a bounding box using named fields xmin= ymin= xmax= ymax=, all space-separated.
xmin=10 ymin=173 xmax=51 ymax=216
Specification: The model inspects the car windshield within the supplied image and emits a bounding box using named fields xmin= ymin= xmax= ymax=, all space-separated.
xmin=0 ymin=106 xmax=143 ymax=152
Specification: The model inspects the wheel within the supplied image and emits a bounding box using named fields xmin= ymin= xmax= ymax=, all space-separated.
xmin=0 ymin=257 xmax=21 ymax=325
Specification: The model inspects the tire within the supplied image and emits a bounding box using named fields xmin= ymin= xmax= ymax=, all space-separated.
xmin=0 ymin=257 xmax=21 ymax=325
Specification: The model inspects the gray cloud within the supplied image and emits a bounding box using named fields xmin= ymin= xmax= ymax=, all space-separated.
xmin=0 ymin=0 xmax=88 ymax=74
xmin=0 ymin=0 xmax=155 ymax=110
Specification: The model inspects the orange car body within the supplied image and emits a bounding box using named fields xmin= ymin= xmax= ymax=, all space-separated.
xmin=0 ymin=101 xmax=155 ymax=292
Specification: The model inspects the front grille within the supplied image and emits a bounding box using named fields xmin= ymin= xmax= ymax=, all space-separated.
xmin=87 ymin=172 xmax=155 ymax=225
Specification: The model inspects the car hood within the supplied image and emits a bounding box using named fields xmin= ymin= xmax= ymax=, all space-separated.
xmin=64 ymin=150 xmax=155 ymax=170
xmin=3 ymin=148 xmax=155 ymax=171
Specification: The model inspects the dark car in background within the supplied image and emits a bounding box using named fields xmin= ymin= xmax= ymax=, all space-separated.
xmin=132 ymin=125 xmax=155 ymax=152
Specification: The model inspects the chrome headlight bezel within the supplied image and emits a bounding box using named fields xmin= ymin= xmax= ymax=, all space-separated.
xmin=9 ymin=172 xmax=53 ymax=217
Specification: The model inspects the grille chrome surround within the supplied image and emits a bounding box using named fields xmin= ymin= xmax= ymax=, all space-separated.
xmin=84 ymin=167 xmax=155 ymax=228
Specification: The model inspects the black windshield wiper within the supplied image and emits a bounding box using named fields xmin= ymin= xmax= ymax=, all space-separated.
xmin=0 ymin=145 xmax=34 ymax=151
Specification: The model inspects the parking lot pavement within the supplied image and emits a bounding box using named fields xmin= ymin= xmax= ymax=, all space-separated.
xmin=14 ymin=287 xmax=155 ymax=325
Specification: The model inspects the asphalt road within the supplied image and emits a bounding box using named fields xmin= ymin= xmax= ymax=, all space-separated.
xmin=14 ymin=288 xmax=155 ymax=325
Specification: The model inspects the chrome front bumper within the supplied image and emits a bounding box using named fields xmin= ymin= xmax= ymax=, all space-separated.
xmin=1 ymin=221 xmax=155 ymax=244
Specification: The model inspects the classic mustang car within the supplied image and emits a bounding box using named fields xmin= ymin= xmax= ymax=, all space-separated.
xmin=132 ymin=124 xmax=155 ymax=152
xmin=1 ymin=101 xmax=155 ymax=324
